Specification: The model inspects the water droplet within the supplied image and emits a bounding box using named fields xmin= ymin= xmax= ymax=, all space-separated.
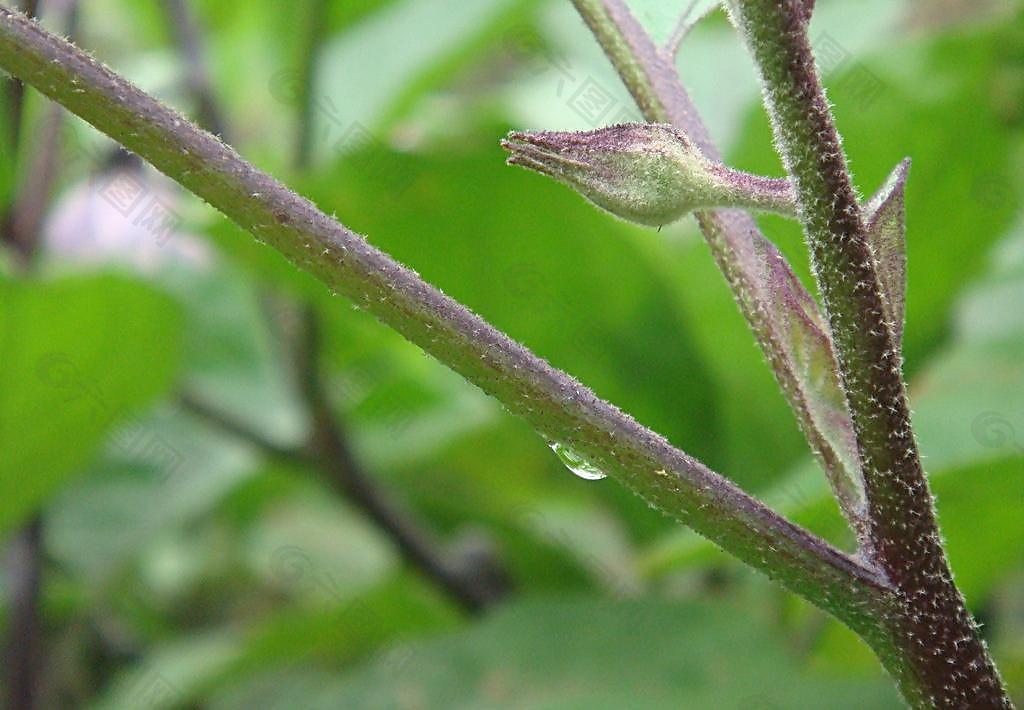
xmin=548 ymin=442 xmax=606 ymax=481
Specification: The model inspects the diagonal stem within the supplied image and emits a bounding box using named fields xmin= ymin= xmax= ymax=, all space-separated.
xmin=725 ymin=1 xmax=1010 ymax=706
xmin=0 ymin=5 xmax=897 ymax=629
xmin=1 ymin=0 xmax=38 ymax=154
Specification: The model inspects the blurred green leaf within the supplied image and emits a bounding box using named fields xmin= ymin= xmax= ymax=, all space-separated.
xmin=169 ymin=263 xmax=306 ymax=449
xmin=297 ymin=597 xmax=900 ymax=709
xmin=245 ymin=493 xmax=397 ymax=602
xmin=0 ymin=274 xmax=182 ymax=533
xmin=93 ymin=575 xmax=460 ymax=710
xmin=313 ymin=0 xmax=526 ymax=141
xmin=46 ymin=407 xmax=258 ymax=582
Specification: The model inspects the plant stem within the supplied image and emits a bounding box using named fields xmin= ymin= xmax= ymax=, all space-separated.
xmin=571 ymin=0 xmax=869 ymax=537
xmin=725 ymin=1 xmax=1009 ymax=706
xmin=4 ymin=100 xmax=63 ymax=265
xmin=0 ymin=6 xmax=895 ymax=627
xmin=1 ymin=0 xmax=37 ymax=154
xmin=709 ymin=163 xmax=795 ymax=215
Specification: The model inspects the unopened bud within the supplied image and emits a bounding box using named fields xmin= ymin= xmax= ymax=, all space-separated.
xmin=501 ymin=123 xmax=793 ymax=227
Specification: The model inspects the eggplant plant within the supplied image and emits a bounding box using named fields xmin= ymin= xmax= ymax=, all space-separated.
xmin=0 ymin=1 xmax=1013 ymax=706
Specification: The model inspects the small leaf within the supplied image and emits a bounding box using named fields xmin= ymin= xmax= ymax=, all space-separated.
xmin=863 ymin=158 xmax=910 ymax=347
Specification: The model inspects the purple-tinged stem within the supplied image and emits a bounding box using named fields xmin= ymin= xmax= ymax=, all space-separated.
xmin=725 ymin=1 xmax=1010 ymax=705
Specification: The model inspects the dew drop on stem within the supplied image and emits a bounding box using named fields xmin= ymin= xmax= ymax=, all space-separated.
xmin=548 ymin=441 xmax=606 ymax=480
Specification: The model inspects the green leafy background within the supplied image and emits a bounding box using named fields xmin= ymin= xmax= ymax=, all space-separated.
xmin=1 ymin=0 xmax=1022 ymax=707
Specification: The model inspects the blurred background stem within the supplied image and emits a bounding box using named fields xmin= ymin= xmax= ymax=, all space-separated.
xmin=2 ymin=3 xmax=77 ymax=709
xmin=3 ymin=516 xmax=43 ymax=710
xmin=161 ymin=0 xmax=507 ymax=615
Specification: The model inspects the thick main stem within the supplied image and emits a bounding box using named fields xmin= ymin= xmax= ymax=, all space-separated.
xmin=725 ymin=1 xmax=1009 ymax=706
xmin=0 ymin=6 xmax=892 ymax=627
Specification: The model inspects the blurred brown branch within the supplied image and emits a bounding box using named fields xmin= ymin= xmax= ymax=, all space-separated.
xmin=163 ymin=0 xmax=508 ymax=614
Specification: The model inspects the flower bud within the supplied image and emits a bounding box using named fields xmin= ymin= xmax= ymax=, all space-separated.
xmin=501 ymin=123 xmax=793 ymax=227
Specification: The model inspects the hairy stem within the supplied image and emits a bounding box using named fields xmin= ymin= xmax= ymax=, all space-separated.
xmin=709 ymin=163 xmax=794 ymax=215
xmin=1 ymin=0 xmax=37 ymax=154
xmin=571 ymin=0 xmax=868 ymax=536
xmin=725 ymin=1 xmax=1009 ymax=706
xmin=0 ymin=6 xmax=895 ymax=627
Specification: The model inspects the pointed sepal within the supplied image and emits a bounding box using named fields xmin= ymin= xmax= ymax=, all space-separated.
xmin=863 ymin=158 xmax=910 ymax=347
